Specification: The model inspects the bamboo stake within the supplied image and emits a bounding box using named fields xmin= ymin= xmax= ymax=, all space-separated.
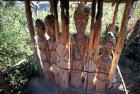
xmin=108 ymin=0 xmax=133 ymax=87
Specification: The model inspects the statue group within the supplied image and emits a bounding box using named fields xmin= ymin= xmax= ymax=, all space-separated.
xmin=34 ymin=2 xmax=116 ymax=93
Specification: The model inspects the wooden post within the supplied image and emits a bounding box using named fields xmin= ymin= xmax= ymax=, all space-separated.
xmin=60 ymin=0 xmax=69 ymax=44
xmin=24 ymin=0 xmax=35 ymax=44
xmin=93 ymin=0 xmax=103 ymax=62
xmin=110 ymin=1 xmax=120 ymax=32
xmin=84 ymin=0 xmax=103 ymax=90
xmin=108 ymin=0 xmax=133 ymax=87
xmin=88 ymin=0 xmax=96 ymax=54
xmin=50 ymin=0 xmax=60 ymax=42
xmin=91 ymin=0 xmax=96 ymax=30
xmin=24 ymin=0 xmax=43 ymax=76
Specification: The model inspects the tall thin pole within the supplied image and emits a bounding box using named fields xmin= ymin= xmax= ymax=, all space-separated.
xmin=24 ymin=0 xmax=43 ymax=76
xmin=24 ymin=0 xmax=35 ymax=44
xmin=50 ymin=0 xmax=60 ymax=41
xmin=60 ymin=0 xmax=69 ymax=44
xmin=110 ymin=0 xmax=120 ymax=32
xmin=108 ymin=0 xmax=133 ymax=87
xmin=93 ymin=0 xmax=103 ymax=62
xmin=88 ymin=0 xmax=96 ymax=55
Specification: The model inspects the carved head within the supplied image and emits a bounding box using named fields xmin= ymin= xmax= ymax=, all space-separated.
xmin=44 ymin=15 xmax=55 ymax=39
xmin=35 ymin=19 xmax=46 ymax=36
xmin=74 ymin=3 xmax=90 ymax=33
xmin=103 ymin=32 xmax=116 ymax=56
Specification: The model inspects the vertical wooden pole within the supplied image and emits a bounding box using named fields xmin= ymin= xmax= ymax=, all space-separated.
xmin=60 ymin=0 xmax=69 ymax=44
xmin=65 ymin=0 xmax=69 ymax=42
xmin=50 ymin=0 xmax=59 ymax=41
xmin=110 ymin=1 xmax=120 ymax=32
xmin=108 ymin=0 xmax=133 ymax=87
xmin=93 ymin=0 xmax=103 ymax=62
xmin=91 ymin=0 xmax=96 ymax=30
xmin=24 ymin=0 xmax=35 ymax=44
xmin=24 ymin=0 xmax=43 ymax=76
xmin=88 ymin=0 xmax=96 ymax=55
xmin=60 ymin=0 xmax=66 ymax=35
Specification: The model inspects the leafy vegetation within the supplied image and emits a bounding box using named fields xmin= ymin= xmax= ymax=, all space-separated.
xmin=0 ymin=2 xmax=38 ymax=94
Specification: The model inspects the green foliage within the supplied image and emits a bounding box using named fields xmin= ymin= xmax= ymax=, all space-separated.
xmin=0 ymin=4 xmax=38 ymax=94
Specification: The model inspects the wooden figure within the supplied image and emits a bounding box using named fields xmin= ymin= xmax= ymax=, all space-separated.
xmin=56 ymin=39 xmax=70 ymax=89
xmin=34 ymin=19 xmax=51 ymax=80
xmin=44 ymin=15 xmax=59 ymax=84
xmin=96 ymin=32 xmax=116 ymax=92
xmin=70 ymin=2 xmax=89 ymax=89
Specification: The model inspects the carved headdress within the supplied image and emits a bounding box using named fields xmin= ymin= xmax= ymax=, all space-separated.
xmin=74 ymin=3 xmax=90 ymax=32
xmin=103 ymin=32 xmax=116 ymax=46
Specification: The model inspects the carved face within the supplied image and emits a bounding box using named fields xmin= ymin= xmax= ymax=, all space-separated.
xmin=35 ymin=19 xmax=45 ymax=36
xmin=35 ymin=25 xmax=45 ymax=37
xmin=45 ymin=25 xmax=55 ymax=38
xmin=75 ymin=19 xmax=88 ymax=33
xmin=44 ymin=15 xmax=55 ymax=39
xmin=103 ymin=42 xmax=113 ymax=56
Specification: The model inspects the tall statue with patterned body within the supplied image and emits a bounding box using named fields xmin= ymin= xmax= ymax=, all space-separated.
xmin=70 ymin=3 xmax=89 ymax=88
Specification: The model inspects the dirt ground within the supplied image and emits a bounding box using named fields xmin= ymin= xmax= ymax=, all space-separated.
xmin=27 ymin=77 xmax=124 ymax=94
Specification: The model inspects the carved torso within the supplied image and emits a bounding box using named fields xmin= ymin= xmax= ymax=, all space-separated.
xmin=97 ymin=55 xmax=112 ymax=81
xmin=36 ymin=36 xmax=49 ymax=62
xmin=48 ymin=38 xmax=57 ymax=64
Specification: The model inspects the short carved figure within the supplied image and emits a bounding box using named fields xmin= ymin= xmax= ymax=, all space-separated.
xmin=96 ymin=32 xmax=116 ymax=92
xmin=34 ymin=19 xmax=51 ymax=80
xmin=44 ymin=15 xmax=58 ymax=84
xmin=56 ymin=39 xmax=70 ymax=89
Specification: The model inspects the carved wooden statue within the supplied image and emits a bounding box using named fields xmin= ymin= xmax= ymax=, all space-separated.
xmin=55 ymin=37 xmax=70 ymax=89
xmin=44 ymin=15 xmax=59 ymax=84
xmin=70 ymin=3 xmax=89 ymax=88
xmin=96 ymin=32 xmax=116 ymax=92
xmin=34 ymin=19 xmax=51 ymax=80
xmin=82 ymin=53 xmax=97 ymax=90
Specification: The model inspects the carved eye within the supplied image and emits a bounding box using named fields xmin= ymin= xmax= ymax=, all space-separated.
xmin=76 ymin=20 xmax=80 ymax=22
xmin=82 ymin=20 xmax=85 ymax=22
